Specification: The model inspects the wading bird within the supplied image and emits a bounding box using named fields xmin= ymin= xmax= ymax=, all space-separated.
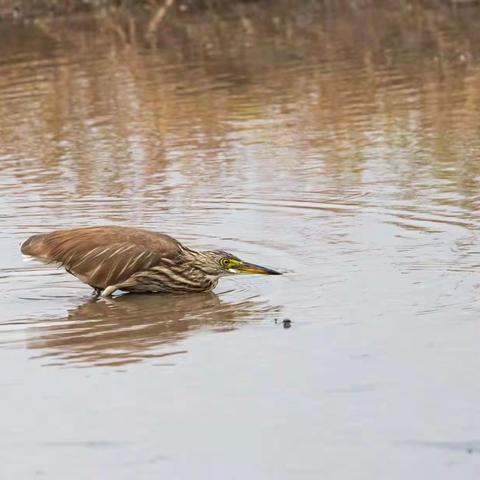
xmin=21 ymin=226 xmax=281 ymax=297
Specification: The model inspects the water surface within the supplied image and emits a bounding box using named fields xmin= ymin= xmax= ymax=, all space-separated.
xmin=1 ymin=5 xmax=480 ymax=478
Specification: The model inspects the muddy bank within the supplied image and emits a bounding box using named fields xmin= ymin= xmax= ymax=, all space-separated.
xmin=1 ymin=0 xmax=480 ymax=69
xmin=1 ymin=0 xmax=480 ymax=25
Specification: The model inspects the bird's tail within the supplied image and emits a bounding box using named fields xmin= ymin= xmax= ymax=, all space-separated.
xmin=20 ymin=234 xmax=50 ymax=260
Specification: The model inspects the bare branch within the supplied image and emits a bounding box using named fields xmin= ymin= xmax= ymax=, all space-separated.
xmin=145 ymin=0 xmax=176 ymax=42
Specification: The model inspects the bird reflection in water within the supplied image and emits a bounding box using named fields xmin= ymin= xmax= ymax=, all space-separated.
xmin=26 ymin=292 xmax=276 ymax=367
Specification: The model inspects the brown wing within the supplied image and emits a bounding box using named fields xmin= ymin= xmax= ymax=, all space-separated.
xmin=21 ymin=226 xmax=184 ymax=289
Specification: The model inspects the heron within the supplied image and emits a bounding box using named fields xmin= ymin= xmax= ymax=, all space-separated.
xmin=21 ymin=226 xmax=281 ymax=297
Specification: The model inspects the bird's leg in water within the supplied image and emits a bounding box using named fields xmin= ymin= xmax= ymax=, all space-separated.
xmin=101 ymin=285 xmax=118 ymax=297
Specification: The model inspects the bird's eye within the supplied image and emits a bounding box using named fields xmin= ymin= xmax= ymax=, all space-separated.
xmin=221 ymin=258 xmax=230 ymax=268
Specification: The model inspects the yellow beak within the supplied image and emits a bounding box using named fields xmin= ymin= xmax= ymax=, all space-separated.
xmin=233 ymin=261 xmax=281 ymax=275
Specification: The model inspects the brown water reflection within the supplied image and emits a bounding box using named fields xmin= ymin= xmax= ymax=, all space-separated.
xmin=25 ymin=292 xmax=272 ymax=367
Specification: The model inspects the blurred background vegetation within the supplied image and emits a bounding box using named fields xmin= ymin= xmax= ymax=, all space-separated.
xmin=1 ymin=0 xmax=480 ymax=54
xmin=1 ymin=0 xmax=480 ymax=27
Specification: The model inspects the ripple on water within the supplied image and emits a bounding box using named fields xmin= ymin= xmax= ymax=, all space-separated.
xmin=0 ymin=289 xmax=277 ymax=368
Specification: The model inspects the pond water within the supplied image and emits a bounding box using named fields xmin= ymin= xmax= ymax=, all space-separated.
xmin=1 ymin=4 xmax=480 ymax=478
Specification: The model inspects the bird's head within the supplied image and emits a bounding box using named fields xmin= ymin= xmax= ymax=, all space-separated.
xmin=199 ymin=250 xmax=281 ymax=277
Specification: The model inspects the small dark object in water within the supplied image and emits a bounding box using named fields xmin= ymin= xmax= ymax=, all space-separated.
xmin=282 ymin=319 xmax=292 ymax=329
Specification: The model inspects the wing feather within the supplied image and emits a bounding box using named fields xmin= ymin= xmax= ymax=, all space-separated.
xmin=21 ymin=226 xmax=185 ymax=289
